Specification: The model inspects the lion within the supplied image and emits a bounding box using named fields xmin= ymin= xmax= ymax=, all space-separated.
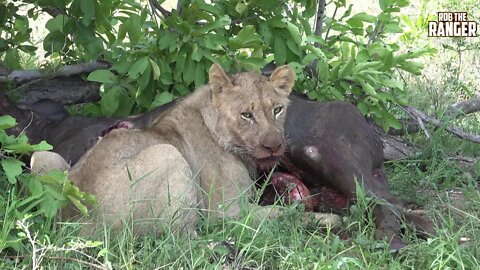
xmin=50 ymin=64 xmax=339 ymax=235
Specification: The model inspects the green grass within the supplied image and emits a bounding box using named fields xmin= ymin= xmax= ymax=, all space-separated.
xmin=2 ymin=155 xmax=479 ymax=270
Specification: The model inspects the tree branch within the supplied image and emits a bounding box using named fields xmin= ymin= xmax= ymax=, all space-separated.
xmin=314 ymin=0 xmax=327 ymax=37
xmin=0 ymin=61 xmax=111 ymax=84
xmin=444 ymin=98 xmax=480 ymax=118
xmin=403 ymin=106 xmax=480 ymax=143
xmin=41 ymin=7 xmax=64 ymax=17
xmin=177 ymin=0 xmax=183 ymax=16
xmin=148 ymin=0 xmax=171 ymax=18
xmin=324 ymin=6 xmax=338 ymax=41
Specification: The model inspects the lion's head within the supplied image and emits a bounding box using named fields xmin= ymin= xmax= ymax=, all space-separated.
xmin=205 ymin=64 xmax=295 ymax=169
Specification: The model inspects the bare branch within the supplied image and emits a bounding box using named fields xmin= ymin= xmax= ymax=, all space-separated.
xmin=324 ymin=6 xmax=338 ymax=41
xmin=403 ymin=106 xmax=480 ymax=143
xmin=41 ymin=7 xmax=64 ymax=17
xmin=148 ymin=0 xmax=171 ymax=18
xmin=444 ymin=98 xmax=480 ymax=117
xmin=231 ymin=15 xmax=259 ymax=25
xmin=314 ymin=0 xmax=327 ymax=37
xmin=0 ymin=61 xmax=111 ymax=84
xmin=177 ymin=0 xmax=183 ymax=16
xmin=403 ymin=109 xmax=432 ymax=140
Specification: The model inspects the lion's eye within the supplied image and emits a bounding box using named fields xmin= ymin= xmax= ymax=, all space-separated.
xmin=241 ymin=112 xmax=254 ymax=120
xmin=273 ymin=106 xmax=283 ymax=116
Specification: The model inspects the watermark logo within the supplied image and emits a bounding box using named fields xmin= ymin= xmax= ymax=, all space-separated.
xmin=428 ymin=12 xmax=478 ymax=37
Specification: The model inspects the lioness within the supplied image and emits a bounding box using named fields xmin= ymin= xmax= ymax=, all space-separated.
xmin=62 ymin=64 xmax=338 ymax=235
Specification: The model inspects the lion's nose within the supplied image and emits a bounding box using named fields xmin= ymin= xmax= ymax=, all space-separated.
xmin=261 ymin=137 xmax=283 ymax=155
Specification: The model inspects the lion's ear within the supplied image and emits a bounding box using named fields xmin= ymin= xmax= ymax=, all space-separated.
xmin=209 ymin=64 xmax=232 ymax=90
xmin=270 ymin=65 xmax=295 ymax=95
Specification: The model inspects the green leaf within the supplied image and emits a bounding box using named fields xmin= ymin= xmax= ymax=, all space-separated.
xmin=151 ymin=92 xmax=174 ymax=108
xmin=288 ymin=62 xmax=305 ymax=81
xmin=316 ymin=59 xmax=330 ymax=81
xmin=80 ymin=0 xmax=95 ymax=26
xmin=87 ymin=70 xmax=117 ymax=84
xmin=0 ymin=115 xmax=16 ymax=130
xmin=384 ymin=78 xmax=404 ymax=90
xmin=397 ymin=61 xmax=423 ymax=75
xmin=286 ymin=40 xmax=301 ymax=56
xmin=379 ymin=0 xmax=391 ymax=11
xmin=27 ymin=178 xmax=43 ymax=196
xmin=67 ymin=195 xmax=88 ymax=215
xmin=4 ymin=50 xmax=21 ymax=69
xmin=286 ymin=22 xmax=302 ymax=45
xmin=191 ymin=44 xmax=203 ymax=61
xmin=338 ymin=51 xmax=355 ymax=79
xmin=259 ymin=22 xmax=273 ymax=45
xmin=45 ymin=15 xmax=68 ymax=32
xmin=128 ymin=57 xmax=150 ymax=80
xmin=113 ymin=89 xmax=134 ymax=117
xmin=111 ymin=59 xmax=132 ymax=75
xmin=303 ymin=0 xmax=317 ymax=18
xmin=194 ymin=61 xmax=206 ymax=87
xmin=150 ymin=59 xmax=161 ymax=80
xmin=137 ymin=63 xmax=152 ymax=91
xmin=364 ymin=96 xmax=379 ymax=106
xmin=383 ymin=111 xmax=402 ymax=131
xmin=384 ymin=22 xmax=403 ymax=33
xmin=1 ymin=158 xmax=24 ymax=184
xmin=158 ymin=31 xmax=178 ymax=50
xmin=183 ymin=58 xmax=196 ymax=85
xmin=360 ymin=81 xmax=378 ymax=96
xmin=229 ymin=25 xmax=263 ymax=50
xmin=274 ymin=36 xmax=287 ymax=65
xmin=298 ymin=16 xmax=312 ymax=36
xmin=100 ymin=87 xmax=121 ymax=116
xmin=40 ymin=194 xmax=61 ymax=218
xmin=352 ymin=61 xmax=382 ymax=73
xmin=204 ymin=16 xmax=231 ymax=32
xmin=269 ymin=17 xmax=287 ymax=28
xmin=125 ymin=14 xmax=142 ymax=45
xmin=302 ymin=53 xmax=317 ymax=65
xmin=235 ymin=2 xmax=248 ymax=15
xmin=31 ymin=141 xmax=53 ymax=152
xmin=349 ymin=12 xmax=376 ymax=23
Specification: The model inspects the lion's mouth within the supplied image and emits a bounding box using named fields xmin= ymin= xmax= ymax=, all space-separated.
xmin=254 ymin=156 xmax=280 ymax=171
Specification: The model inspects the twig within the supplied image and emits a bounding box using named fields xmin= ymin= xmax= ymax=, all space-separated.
xmin=416 ymin=116 xmax=432 ymax=140
xmin=403 ymin=106 xmax=480 ymax=143
xmin=15 ymin=219 xmax=109 ymax=270
xmin=148 ymin=0 xmax=171 ymax=17
xmin=403 ymin=108 xmax=432 ymax=140
xmin=367 ymin=22 xmax=384 ymax=46
xmin=324 ymin=6 xmax=338 ymax=41
xmin=231 ymin=15 xmax=258 ymax=25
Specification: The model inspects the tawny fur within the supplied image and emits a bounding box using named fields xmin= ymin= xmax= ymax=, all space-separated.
xmin=60 ymin=64 xmax=322 ymax=235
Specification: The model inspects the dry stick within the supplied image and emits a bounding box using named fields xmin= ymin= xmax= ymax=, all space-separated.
xmin=0 ymin=61 xmax=111 ymax=84
xmin=444 ymin=97 xmax=480 ymax=117
xmin=403 ymin=106 xmax=480 ymax=143
xmin=403 ymin=108 xmax=432 ymax=140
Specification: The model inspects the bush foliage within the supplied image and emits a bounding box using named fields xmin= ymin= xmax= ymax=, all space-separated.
xmin=1 ymin=0 xmax=432 ymax=131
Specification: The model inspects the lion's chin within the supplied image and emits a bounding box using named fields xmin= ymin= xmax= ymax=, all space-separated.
xmin=254 ymin=156 xmax=280 ymax=171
